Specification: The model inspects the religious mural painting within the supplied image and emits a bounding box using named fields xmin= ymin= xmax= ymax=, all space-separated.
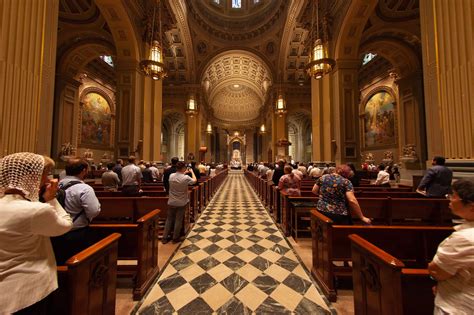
xmin=80 ymin=92 xmax=112 ymax=147
xmin=363 ymin=90 xmax=397 ymax=148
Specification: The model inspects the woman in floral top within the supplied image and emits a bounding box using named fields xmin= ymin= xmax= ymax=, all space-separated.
xmin=278 ymin=165 xmax=301 ymax=196
xmin=312 ymin=164 xmax=371 ymax=225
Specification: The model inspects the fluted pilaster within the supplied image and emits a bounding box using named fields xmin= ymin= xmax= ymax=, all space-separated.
xmin=0 ymin=0 xmax=59 ymax=155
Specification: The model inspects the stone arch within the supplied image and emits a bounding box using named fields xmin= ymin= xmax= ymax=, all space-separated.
xmin=94 ymin=0 xmax=141 ymax=61
xmin=334 ymin=0 xmax=378 ymax=60
xmin=288 ymin=110 xmax=312 ymax=162
xmin=162 ymin=110 xmax=186 ymax=162
xmin=58 ymin=41 xmax=116 ymax=78
xmin=359 ymin=39 xmax=420 ymax=78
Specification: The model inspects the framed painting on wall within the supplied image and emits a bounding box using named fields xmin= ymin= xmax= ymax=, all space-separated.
xmin=80 ymin=92 xmax=112 ymax=148
xmin=362 ymin=90 xmax=397 ymax=149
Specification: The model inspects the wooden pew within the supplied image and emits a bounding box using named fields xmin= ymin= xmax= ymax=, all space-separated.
xmin=350 ymin=234 xmax=436 ymax=315
xmin=91 ymin=210 xmax=160 ymax=300
xmin=311 ymin=210 xmax=452 ymax=302
xmin=50 ymin=233 xmax=121 ymax=315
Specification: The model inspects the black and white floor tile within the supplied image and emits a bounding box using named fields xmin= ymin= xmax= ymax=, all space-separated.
xmin=137 ymin=171 xmax=332 ymax=314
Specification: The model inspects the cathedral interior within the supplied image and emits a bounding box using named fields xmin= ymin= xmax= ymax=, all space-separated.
xmin=1 ymin=0 xmax=473 ymax=314
xmin=1 ymin=0 xmax=473 ymax=179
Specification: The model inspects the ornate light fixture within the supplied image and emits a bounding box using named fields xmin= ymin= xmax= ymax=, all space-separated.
xmin=186 ymin=94 xmax=198 ymax=116
xmin=206 ymin=122 xmax=212 ymax=134
xmin=259 ymin=124 xmax=266 ymax=134
xmin=140 ymin=0 xmax=167 ymax=80
xmin=305 ymin=0 xmax=335 ymax=79
xmin=275 ymin=89 xmax=287 ymax=117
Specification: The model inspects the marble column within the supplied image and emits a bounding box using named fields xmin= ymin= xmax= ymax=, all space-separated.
xmin=142 ymin=77 xmax=162 ymax=161
xmin=115 ymin=61 xmax=142 ymax=159
xmin=52 ymin=75 xmax=81 ymax=158
xmin=420 ymin=0 xmax=474 ymax=162
xmin=0 ymin=0 xmax=59 ymax=155
xmin=186 ymin=114 xmax=199 ymax=162
xmin=273 ymin=111 xmax=288 ymax=162
xmin=331 ymin=59 xmax=360 ymax=164
xmin=311 ymin=74 xmax=335 ymax=164
xmin=396 ymin=72 xmax=427 ymax=168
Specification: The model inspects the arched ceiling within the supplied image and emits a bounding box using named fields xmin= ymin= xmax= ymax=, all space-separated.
xmin=201 ymin=50 xmax=272 ymax=126
xmin=187 ymin=0 xmax=286 ymax=42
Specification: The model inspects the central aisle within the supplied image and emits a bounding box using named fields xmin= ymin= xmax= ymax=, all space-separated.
xmin=136 ymin=171 xmax=332 ymax=314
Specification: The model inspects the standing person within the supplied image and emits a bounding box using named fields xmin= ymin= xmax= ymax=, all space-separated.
xmin=428 ymin=178 xmax=474 ymax=314
xmin=112 ymin=159 xmax=123 ymax=182
xmin=272 ymin=159 xmax=286 ymax=185
xmin=149 ymin=163 xmax=160 ymax=182
xmin=374 ymin=164 xmax=390 ymax=187
xmin=162 ymin=162 xmax=196 ymax=244
xmin=346 ymin=163 xmax=360 ymax=187
xmin=121 ymin=155 xmax=142 ymax=195
xmin=417 ymin=156 xmax=453 ymax=197
xmin=102 ymin=162 xmax=120 ymax=191
xmin=312 ymin=165 xmax=372 ymax=225
xmin=0 ymin=153 xmax=72 ymax=314
xmin=189 ymin=161 xmax=201 ymax=181
xmin=142 ymin=162 xmax=154 ymax=183
xmin=51 ymin=158 xmax=101 ymax=264
xmin=278 ymin=165 xmax=302 ymax=196
xmin=163 ymin=157 xmax=179 ymax=193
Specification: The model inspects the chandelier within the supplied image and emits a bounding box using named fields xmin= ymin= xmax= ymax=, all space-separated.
xmin=275 ymin=89 xmax=287 ymax=117
xmin=206 ymin=122 xmax=212 ymax=134
xmin=259 ymin=124 xmax=266 ymax=134
xmin=305 ymin=0 xmax=335 ymax=79
xmin=186 ymin=94 xmax=198 ymax=116
xmin=140 ymin=0 xmax=167 ymax=80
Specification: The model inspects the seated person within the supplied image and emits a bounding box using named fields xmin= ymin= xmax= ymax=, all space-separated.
xmin=428 ymin=178 xmax=473 ymax=314
xmin=374 ymin=164 xmax=390 ymax=187
xmin=278 ymin=165 xmax=301 ymax=196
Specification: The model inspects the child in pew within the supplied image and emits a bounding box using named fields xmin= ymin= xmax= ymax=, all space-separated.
xmin=0 ymin=153 xmax=73 ymax=314
xmin=428 ymin=178 xmax=474 ymax=315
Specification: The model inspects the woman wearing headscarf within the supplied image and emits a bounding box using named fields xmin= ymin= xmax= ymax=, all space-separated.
xmin=312 ymin=164 xmax=371 ymax=225
xmin=0 ymin=152 xmax=72 ymax=314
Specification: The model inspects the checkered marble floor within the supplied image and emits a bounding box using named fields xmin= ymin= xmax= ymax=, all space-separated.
xmin=136 ymin=171 xmax=332 ymax=314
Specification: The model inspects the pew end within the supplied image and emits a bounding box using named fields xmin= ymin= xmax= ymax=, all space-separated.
xmin=349 ymin=234 xmax=435 ymax=315
xmin=52 ymin=233 xmax=121 ymax=315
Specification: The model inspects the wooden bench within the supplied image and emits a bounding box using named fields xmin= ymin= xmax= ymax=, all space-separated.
xmin=311 ymin=210 xmax=452 ymax=302
xmin=286 ymin=196 xmax=451 ymax=241
xmin=350 ymin=234 xmax=436 ymax=315
xmin=50 ymin=233 xmax=121 ymax=315
xmin=91 ymin=209 xmax=160 ymax=300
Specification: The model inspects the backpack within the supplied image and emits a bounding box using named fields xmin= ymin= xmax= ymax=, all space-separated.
xmin=56 ymin=181 xmax=83 ymax=221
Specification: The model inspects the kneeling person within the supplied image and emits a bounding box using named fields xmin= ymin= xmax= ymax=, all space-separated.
xmin=163 ymin=161 xmax=196 ymax=244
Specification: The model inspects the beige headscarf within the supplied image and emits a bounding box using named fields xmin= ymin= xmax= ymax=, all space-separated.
xmin=0 ymin=152 xmax=45 ymax=202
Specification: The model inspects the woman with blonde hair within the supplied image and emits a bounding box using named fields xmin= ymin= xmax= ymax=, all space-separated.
xmin=0 ymin=152 xmax=72 ymax=314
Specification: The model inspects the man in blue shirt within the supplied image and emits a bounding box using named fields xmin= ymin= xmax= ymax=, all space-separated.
xmin=51 ymin=158 xmax=101 ymax=264
xmin=417 ymin=156 xmax=453 ymax=197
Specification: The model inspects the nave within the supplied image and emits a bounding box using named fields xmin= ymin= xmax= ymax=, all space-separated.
xmin=134 ymin=171 xmax=332 ymax=314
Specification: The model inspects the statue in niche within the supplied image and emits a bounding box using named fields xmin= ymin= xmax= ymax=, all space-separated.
xmin=400 ymin=144 xmax=418 ymax=163
xmin=59 ymin=142 xmax=76 ymax=160
xmin=364 ymin=152 xmax=375 ymax=164
xmin=83 ymin=149 xmax=94 ymax=162
xmin=382 ymin=150 xmax=394 ymax=164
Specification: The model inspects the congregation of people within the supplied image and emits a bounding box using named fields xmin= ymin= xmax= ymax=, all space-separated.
xmin=0 ymin=151 xmax=472 ymax=314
